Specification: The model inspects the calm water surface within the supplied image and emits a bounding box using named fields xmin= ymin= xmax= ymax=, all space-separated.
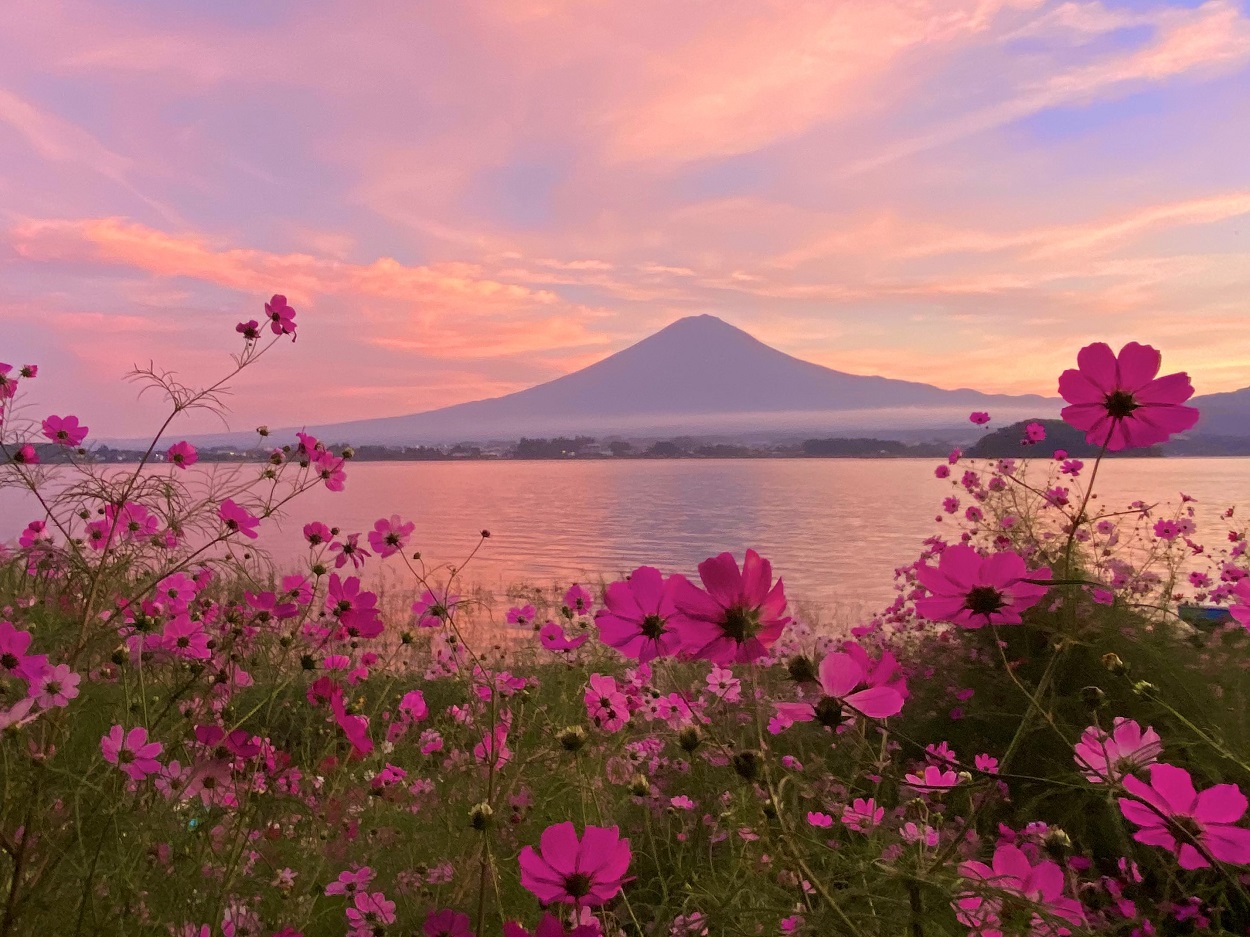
xmin=6 ymin=459 xmax=1245 ymax=615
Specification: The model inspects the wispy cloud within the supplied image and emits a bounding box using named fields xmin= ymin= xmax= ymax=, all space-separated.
xmin=1 ymin=0 xmax=1248 ymax=434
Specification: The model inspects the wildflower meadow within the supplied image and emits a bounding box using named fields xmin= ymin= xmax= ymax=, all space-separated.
xmin=3 ymin=298 xmax=1250 ymax=936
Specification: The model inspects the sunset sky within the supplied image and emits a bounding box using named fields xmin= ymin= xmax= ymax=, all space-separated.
xmin=2 ymin=0 xmax=1249 ymax=437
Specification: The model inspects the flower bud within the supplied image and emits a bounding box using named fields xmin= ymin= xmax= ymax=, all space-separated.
xmin=787 ymin=655 xmax=818 ymax=684
xmin=469 ymin=802 xmax=493 ymax=830
xmin=678 ymin=727 xmax=701 ymax=753
xmin=557 ymin=726 xmax=587 ymax=752
xmin=1079 ymin=686 xmax=1105 ymax=709
xmin=1101 ymin=652 xmax=1127 ymax=676
xmin=1131 ymin=680 xmax=1157 ymax=697
xmin=1042 ymin=828 xmax=1072 ymax=860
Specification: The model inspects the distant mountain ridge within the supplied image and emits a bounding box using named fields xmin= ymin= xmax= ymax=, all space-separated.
xmin=111 ymin=315 xmax=1247 ymax=448
xmin=275 ymin=315 xmax=1061 ymax=445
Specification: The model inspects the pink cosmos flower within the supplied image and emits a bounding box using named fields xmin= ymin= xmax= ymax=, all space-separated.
xmin=1074 ymin=718 xmax=1162 ymax=784
xmin=915 ymin=545 xmax=1052 ymax=629
xmin=166 ymin=441 xmax=198 ymax=468
xmin=13 ymin=444 xmax=38 ymax=465
xmin=1118 ymin=763 xmax=1250 ymax=869
xmin=0 ymin=698 xmax=36 ymax=731
xmin=539 ymin=621 xmax=589 ymax=651
xmin=367 ymin=514 xmax=414 ymax=558
xmin=312 ymin=449 xmax=346 ymax=491
xmin=970 ymin=412 xmax=991 ymax=425
xmin=705 ymin=666 xmax=742 ymax=703
xmin=330 ymin=532 xmax=370 ymax=569
xmin=1229 ymin=578 xmax=1250 ymax=629
xmin=584 ymin=673 xmax=630 ymax=732
xmin=1153 ymin=519 xmax=1180 ymax=540
xmin=30 ymin=663 xmax=80 ymax=708
xmin=564 ymin=583 xmax=594 ymax=617
xmin=345 ymin=891 xmax=395 ymax=931
xmin=841 ymin=797 xmax=884 ymax=833
xmin=42 ymin=414 xmax=88 ymax=447
xmin=955 ymin=843 xmax=1086 ymax=936
xmin=330 ymin=688 xmax=374 ymax=757
xmin=424 ymin=909 xmax=472 ymax=937
xmin=18 ymin=521 xmax=47 ymax=550
xmin=504 ymin=914 xmax=600 ymax=937
xmin=0 ymin=363 xmax=16 ymax=399
xmin=474 ymin=720 xmax=512 ymax=768
xmin=412 ymin=588 xmax=460 ymax=628
xmin=0 ymin=621 xmax=36 ymax=680
xmin=265 ymin=294 xmax=298 ymax=338
xmin=772 ymin=645 xmax=906 ymax=733
xmin=218 ymin=499 xmax=259 ymax=539
xmin=325 ymin=867 xmax=375 ymax=897
xmin=327 ymin=575 xmax=383 ymax=639
xmin=671 ymin=550 xmax=790 ymax=664
xmin=162 ymin=615 xmax=211 ymax=660
xmin=101 ymin=725 xmax=163 ymax=780
xmin=1023 ymin=422 xmax=1046 ymax=444
xmin=904 ymin=765 xmax=959 ymax=792
xmin=236 ymin=319 xmax=261 ymax=340
xmin=1058 ymin=341 xmax=1200 ymax=451
xmin=519 ymin=822 xmax=631 ymax=907
xmin=507 ymin=604 xmax=537 ymax=627
xmin=595 ymin=566 xmax=684 ymax=662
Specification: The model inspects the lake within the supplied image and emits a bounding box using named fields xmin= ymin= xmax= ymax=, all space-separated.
xmin=4 ymin=458 xmax=1247 ymax=620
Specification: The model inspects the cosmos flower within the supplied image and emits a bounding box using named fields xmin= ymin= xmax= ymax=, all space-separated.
xmin=101 ymin=725 xmax=163 ymax=781
xmin=1118 ymin=763 xmax=1250 ymax=869
xmin=166 ymin=441 xmax=198 ymax=468
xmin=41 ymin=414 xmax=88 ymax=447
xmin=265 ymin=294 xmax=298 ymax=338
xmin=218 ymin=499 xmax=260 ymax=539
xmin=1073 ymin=718 xmax=1162 ymax=784
xmin=915 ymin=546 xmax=1051 ymax=629
xmin=519 ymin=822 xmax=631 ymax=907
xmin=954 ymin=843 xmax=1085 ymax=936
xmin=1058 ymin=341 xmax=1199 ymax=451
xmin=671 ymin=550 xmax=790 ymax=664
xmin=595 ymin=566 xmax=683 ymax=662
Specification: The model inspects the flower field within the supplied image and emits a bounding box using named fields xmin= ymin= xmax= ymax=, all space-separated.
xmin=2 ymin=300 xmax=1250 ymax=936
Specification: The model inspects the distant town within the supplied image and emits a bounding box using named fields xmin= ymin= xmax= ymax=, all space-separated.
xmin=17 ymin=418 xmax=1250 ymax=466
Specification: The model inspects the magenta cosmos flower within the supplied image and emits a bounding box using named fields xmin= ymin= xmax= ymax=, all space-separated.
xmin=265 ymin=294 xmax=297 ymax=338
xmin=166 ymin=441 xmax=198 ymax=468
xmin=773 ymin=646 xmax=906 ymax=732
xmin=915 ymin=546 xmax=1051 ymax=629
xmin=504 ymin=914 xmax=599 ymax=937
xmin=671 ymin=550 xmax=790 ymax=664
xmin=367 ymin=514 xmax=414 ymax=558
xmin=1229 ymin=579 xmax=1250 ymax=630
xmin=1058 ymin=342 xmax=1199 ymax=451
xmin=1119 ymin=763 xmax=1250 ymax=869
xmin=42 ymin=414 xmax=88 ymax=447
xmin=1073 ymin=717 xmax=1162 ymax=784
xmin=596 ymin=565 xmax=684 ymax=662
xmin=519 ymin=822 xmax=631 ymax=907
xmin=101 ymin=725 xmax=163 ymax=781
xmin=218 ymin=499 xmax=260 ymax=539
xmin=954 ymin=843 xmax=1085 ymax=935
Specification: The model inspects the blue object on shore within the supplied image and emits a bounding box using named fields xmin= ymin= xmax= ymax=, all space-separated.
xmin=1178 ymin=604 xmax=1233 ymax=628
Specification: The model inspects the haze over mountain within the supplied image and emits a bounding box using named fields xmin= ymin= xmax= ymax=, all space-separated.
xmin=255 ymin=315 xmax=1063 ymax=445
xmin=133 ymin=315 xmax=1246 ymax=449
